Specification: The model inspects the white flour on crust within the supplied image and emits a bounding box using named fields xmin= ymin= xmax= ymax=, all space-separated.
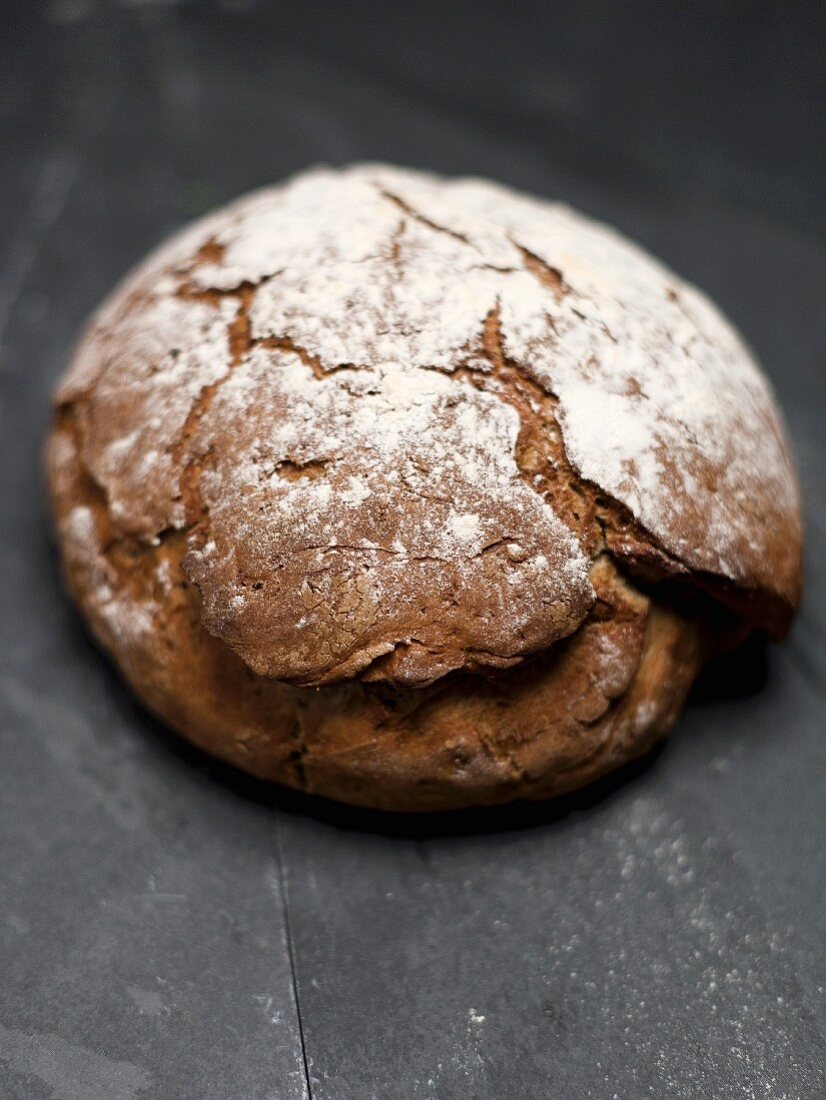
xmin=56 ymin=164 xmax=800 ymax=683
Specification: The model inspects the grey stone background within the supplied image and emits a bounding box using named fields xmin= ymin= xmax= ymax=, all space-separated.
xmin=1 ymin=2 xmax=823 ymax=1097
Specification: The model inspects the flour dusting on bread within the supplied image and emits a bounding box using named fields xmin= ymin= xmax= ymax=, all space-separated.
xmin=54 ymin=164 xmax=801 ymax=686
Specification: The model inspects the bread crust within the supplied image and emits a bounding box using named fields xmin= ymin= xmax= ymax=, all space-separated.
xmin=46 ymin=165 xmax=803 ymax=810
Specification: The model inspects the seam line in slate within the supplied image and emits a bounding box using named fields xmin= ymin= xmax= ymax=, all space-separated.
xmin=274 ymin=814 xmax=314 ymax=1100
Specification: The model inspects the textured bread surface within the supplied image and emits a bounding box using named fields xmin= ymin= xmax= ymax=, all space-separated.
xmin=47 ymin=164 xmax=803 ymax=810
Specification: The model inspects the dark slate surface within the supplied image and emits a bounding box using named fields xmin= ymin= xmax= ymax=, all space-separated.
xmin=1 ymin=3 xmax=823 ymax=1098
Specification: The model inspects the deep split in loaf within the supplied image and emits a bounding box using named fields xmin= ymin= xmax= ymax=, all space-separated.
xmin=46 ymin=164 xmax=803 ymax=811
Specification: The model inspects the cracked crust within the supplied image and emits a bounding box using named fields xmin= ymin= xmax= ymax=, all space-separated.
xmin=46 ymin=164 xmax=803 ymax=808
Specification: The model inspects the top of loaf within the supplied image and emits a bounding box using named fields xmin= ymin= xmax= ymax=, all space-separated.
xmin=57 ymin=164 xmax=802 ymax=686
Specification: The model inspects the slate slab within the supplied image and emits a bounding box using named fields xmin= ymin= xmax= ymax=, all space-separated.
xmin=1 ymin=3 xmax=823 ymax=1097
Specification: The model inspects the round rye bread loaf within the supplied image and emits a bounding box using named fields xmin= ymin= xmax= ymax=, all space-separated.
xmin=46 ymin=164 xmax=803 ymax=811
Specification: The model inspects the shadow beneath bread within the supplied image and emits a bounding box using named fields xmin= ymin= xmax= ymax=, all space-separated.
xmin=271 ymin=749 xmax=666 ymax=838
xmin=687 ymin=632 xmax=769 ymax=705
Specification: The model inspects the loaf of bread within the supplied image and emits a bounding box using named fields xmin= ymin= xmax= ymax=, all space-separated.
xmin=46 ymin=164 xmax=803 ymax=810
